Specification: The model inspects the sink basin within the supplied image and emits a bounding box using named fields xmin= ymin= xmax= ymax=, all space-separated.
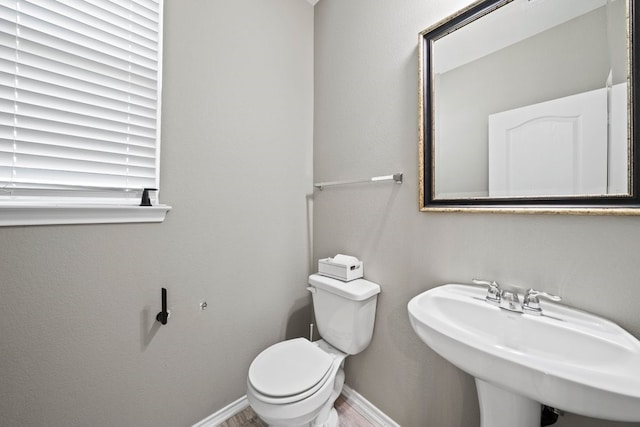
xmin=408 ymin=283 xmax=640 ymax=426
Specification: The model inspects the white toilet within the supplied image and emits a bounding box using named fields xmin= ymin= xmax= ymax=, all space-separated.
xmin=246 ymin=273 xmax=381 ymax=427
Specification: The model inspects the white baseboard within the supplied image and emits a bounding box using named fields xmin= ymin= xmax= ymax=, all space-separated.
xmin=192 ymin=384 xmax=399 ymax=427
xmin=341 ymin=384 xmax=400 ymax=427
xmin=192 ymin=395 xmax=249 ymax=427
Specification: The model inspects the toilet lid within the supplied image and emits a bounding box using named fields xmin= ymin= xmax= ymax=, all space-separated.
xmin=248 ymin=338 xmax=335 ymax=397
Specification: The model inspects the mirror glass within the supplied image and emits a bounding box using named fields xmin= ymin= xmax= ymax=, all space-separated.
xmin=420 ymin=0 xmax=638 ymax=211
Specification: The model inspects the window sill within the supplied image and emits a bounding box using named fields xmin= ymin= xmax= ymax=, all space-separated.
xmin=0 ymin=204 xmax=171 ymax=227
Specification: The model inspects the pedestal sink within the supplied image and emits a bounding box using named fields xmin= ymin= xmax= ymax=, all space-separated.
xmin=407 ymin=283 xmax=640 ymax=427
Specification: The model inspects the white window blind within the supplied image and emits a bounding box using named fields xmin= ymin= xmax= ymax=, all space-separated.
xmin=0 ymin=0 xmax=163 ymax=208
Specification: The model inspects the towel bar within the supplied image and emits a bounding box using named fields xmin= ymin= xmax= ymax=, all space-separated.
xmin=314 ymin=173 xmax=403 ymax=190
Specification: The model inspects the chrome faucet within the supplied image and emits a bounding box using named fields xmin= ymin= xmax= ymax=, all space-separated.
xmin=499 ymin=285 xmax=523 ymax=313
xmin=472 ymin=279 xmax=501 ymax=305
xmin=472 ymin=279 xmax=561 ymax=315
xmin=522 ymin=288 xmax=562 ymax=315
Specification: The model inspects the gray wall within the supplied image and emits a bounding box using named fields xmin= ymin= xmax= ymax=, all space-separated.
xmin=0 ymin=1 xmax=314 ymax=426
xmin=314 ymin=1 xmax=640 ymax=426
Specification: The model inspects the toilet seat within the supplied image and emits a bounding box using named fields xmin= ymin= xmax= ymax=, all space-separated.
xmin=248 ymin=338 xmax=336 ymax=404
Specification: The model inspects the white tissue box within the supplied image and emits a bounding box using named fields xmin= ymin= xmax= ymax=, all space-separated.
xmin=318 ymin=255 xmax=363 ymax=282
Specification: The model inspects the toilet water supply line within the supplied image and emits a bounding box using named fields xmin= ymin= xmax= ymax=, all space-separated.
xmin=308 ymin=285 xmax=316 ymax=341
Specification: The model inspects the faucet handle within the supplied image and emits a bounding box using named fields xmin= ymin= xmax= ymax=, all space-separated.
xmin=523 ymin=288 xmax=561 ymax=314
xmin=472 ymin=279 xmax=501 ymax=304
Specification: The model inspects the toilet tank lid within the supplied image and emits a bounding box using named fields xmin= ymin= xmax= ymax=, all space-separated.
xmin=308 ymin=274 xmax=380 ymax=301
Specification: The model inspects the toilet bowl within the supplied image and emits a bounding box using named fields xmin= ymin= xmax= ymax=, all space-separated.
xmin=246 ymin=274 xmax=380 ymax=427
xmin=247 ymin=338 xmax=346 ymax=427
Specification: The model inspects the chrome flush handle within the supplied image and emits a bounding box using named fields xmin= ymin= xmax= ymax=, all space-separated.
xmin=472 ymin=279 xmax=501 ymax=305
xmin=522 ymin=288 xmax=562 ymax=315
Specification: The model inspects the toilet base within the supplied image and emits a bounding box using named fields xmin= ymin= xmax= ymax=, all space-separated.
xmin=257 ymin=367 xmax=345 ymax=427
xmin=322 ymin=408 xmax=338 ymax=427
xmin=264 ymin=406 xmax=338 ymax=427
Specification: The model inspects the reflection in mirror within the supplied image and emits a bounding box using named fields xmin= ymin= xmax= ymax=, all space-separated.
xmin=419 ymin=0 xmax=639 ymax=212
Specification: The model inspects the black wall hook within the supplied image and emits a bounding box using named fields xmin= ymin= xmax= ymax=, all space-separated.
xmin=156 ymin=287 xmax=168 ymax=325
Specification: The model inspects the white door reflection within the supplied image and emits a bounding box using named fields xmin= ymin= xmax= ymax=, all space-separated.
xmin=488 ymin=85 xmax=628 ymax=197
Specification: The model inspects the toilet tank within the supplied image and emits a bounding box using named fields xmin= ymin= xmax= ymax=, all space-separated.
xmin=308 ymin=274 xmax=380 ymax=355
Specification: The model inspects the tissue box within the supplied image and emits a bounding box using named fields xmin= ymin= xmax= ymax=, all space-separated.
xmin=318 ymin=255 xmax=363 ymax=281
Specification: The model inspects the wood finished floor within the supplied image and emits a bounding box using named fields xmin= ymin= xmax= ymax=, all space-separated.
xmin=218 ymin=395 xmax=376 ymax=427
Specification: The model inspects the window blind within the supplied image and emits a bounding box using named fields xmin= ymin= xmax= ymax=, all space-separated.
xmin=0 ymin=0 xmax=162 ymax=205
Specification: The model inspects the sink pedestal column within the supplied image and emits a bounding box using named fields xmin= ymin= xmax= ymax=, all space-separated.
xmin=476 ymin=379 xmax=541 ymax=427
